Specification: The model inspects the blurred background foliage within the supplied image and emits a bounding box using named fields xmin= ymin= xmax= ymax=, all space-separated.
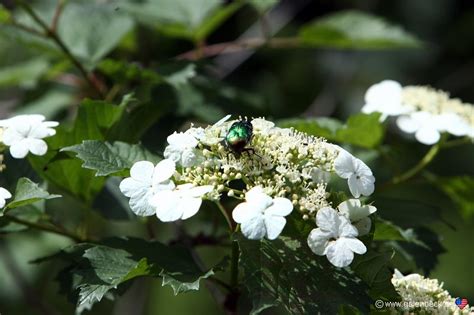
xmin=0 ymin=0 xmax=473 ymax=314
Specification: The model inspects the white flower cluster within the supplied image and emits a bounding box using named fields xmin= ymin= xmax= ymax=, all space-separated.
xmin=362 ymin=80 xmax=474 ymax=145
xmin=120 ymin=116 xmax=377 ymax=267
xmin=391 ymin=269 xmax=473 ymax=314
xmin=0 ymin=114 xmax=59 ymax=209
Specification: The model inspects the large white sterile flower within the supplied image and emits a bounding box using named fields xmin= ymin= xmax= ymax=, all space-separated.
xmin=150 ymin=183 xmax=213 ymax=222
xmin=0 ymin=114 xmax=58 ymax=159
xmin=163 ymin=132 xmax=201 ymax=167
xmin=337 ymin=199 xmax=377 ymax=236
xmin=119 ymin=159 xmax=176 ymax=216
xmin=0 ymin=187 xmax=12 ymax=208
xmin=307 ymin=207 xmax=366 ymax=267
xmin=334 ymin=149 xmax=375 ymax=198
xmin=361 ymin=80 xmax=412 ymax=121
xmin=396 ymin=111 xmax=446 ymax=145
xmin=232 ymin=186 xmax=293 ymax=240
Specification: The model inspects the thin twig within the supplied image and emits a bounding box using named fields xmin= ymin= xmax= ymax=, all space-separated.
xmin=2 ymin=213 xmax=85 ymax=242
xmin=50 ymin=0 xmax=65 ymax=32
xmin=216 ymin=201 xmax=234 ymax=232
xmin=14 ymin=0 xmax=105 ymax=98
xmin=176 ymin=37 xmax=300 ymax=61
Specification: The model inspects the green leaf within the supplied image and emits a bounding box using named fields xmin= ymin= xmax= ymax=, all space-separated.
xmin=299 ymin=10 xmax=422 ymax=49
xmin=0 ymin=58 xmax=49 ymax=88
xmin=351 ymin=250 xmax=400 ymax=301
xmin=237 ymin=236 xmax=372 ymax=314
xmin=57 ymin=1 xmax=134 ymax=69
xmin=278 ymin=113 xmax=383 ymax=148
xmin=335 ymin=113 xmax=384 ymax=148
xmin=278 ymin=117 xmax=343 ymax=141
xmin=98 ymin=59 xmax=163 ymax=84
xmin=36 ymin=237 xmax=227 ymax=311
xmin=436 ymin=176 xmax=474 ymax=219
xmin=122 ymin=0 xmax=237 ymax=41
xmin=62 ymin=140 xmax=160 ymax=176
xmin=4 ymin=178 xmax=60 ymax=211
xmin=373 ymin=218 xmax=428 ymax=249
xmin=0 ymin=4 xmax=11 ymax=23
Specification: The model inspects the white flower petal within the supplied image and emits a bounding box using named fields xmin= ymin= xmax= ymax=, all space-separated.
xmin=27 ymin=139 xmax=48 ymax=156
xmin=264 ymin=215 xmax=286 ymax=240
xmin=240 ymin=214 xmax=266 ymax=240
xmin=307 ymin=228 xmax=332 ymax=255
xmin=265 ymin=198 xmax=293 ymax=216
xmin=316 ymin=207 xmax=340 ymax=235
xmin=348 ymin=174 xmax=375 ymax=198
xmin=130 ymin=161 xmax=154 ymax=183
xmin=0 ymin=187 xmax=12 ymax=200
xmin=2 ymin=128 xmax=23 ymax=145
xmin=415 ymin=126 xmax=440 ymax=145
xmin=163 ymin=145 xmax=181 ymax=163
xmin=9 ymin=141 xmax=30 ymax=159
xmin=326 ymin=238 xmax=365 ymax=268
xmin=213 ymin=114 xmax=231 ymax=126
xmin=334 ymin=151 xmax=355 ymax=179
xmin=396 ymin=115 xmax=419 ymax=134
xmin=338 ymin=199 xmax=376 ymax=222
xmin=180 ymin=196 xmax=202 ymax=220
xmin=232 ymin=202 xmax=259 ymax=224
xmin=354 ymin=217 xmax=372 ymax=236
xmin=188 ymin=185 xmax=213 ymax=197
xmin=153 ymin=190 xmax=183 ymax=222
xmin=128 ymin=186 xmax=156 ymax=216
xmin=338 ymin=217 xmax=359 ymax=238
xmin=152 ymin=159 xmax=176 ymax=184
xmin=119 ymin=178 xmax=146 ymax=198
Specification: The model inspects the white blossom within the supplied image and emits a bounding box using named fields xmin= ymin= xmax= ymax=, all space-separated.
xmin=163 ymin=132 xmax=202 ymax=167
xmin=307 ymin=207 xmax=366 ymax=267
xmin=150 ymin=183 xmax=213 ymax=222
xmin=232 ymin=186 xmax=293 ymax=240
xmin=334 ymin=149 xmax=375 ymax=198
xmin=0 ymin=114 xmax=58 ymax=159
xmin=119 ymin=159 xmax=176 ymax=216
xmin=361 ymin=80 xmax=412 ymax=121
xmin=396 ymin=111 xmax=445 ymax=145
xmin=337 ymin=199 xmax=376 ymax=236
xmin=0 ymin=187 xmax=12 ymax=208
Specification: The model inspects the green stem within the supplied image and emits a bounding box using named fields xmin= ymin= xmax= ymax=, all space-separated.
xmin=15 ymin=0 xmax=105 ymax=98
xmin=230 ymin=240 xmax=239 ymax=288
xmin=392 ymin=142 xmax=442 ymax=185
xmin=215 ymin=201 xmax=233 ymax=232
xmin=3 ymin=214 xmax=84 ymax=242
xmin=440 ymin=136 xmax=472 ymax=149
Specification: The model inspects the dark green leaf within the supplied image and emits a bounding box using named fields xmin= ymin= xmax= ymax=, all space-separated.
xmin=278 ymin=117 xmax=343 ymax=141
xmin=0 ymin=58 xmax=49 ymax=88
xmin=373 ymin=218 xmax=428 ymax=249
xmin=299 ymin=10 xmax=422 ymax=49
xmin=335 ymin=113 xmax=384 ymax=148
xmin=36 ymin=237 xmax=227 ymax=311
xmin=436 ymin=176 xmax=474 ymax=219
xmin=237 ymin=235 xmax=372 ymax=314
xmin=4 ymin=177 xmax=60 ymax=211
xmin=62 ymin=140 xmax=160 ymax=176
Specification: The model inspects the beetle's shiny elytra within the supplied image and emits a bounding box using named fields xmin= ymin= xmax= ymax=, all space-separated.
xmin=225 ymin=119 xmax=253 ymax=155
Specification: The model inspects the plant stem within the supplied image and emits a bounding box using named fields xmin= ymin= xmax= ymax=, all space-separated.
xmin=15 ymin=0 xmax=105 ymax=98
xmin=216 ymin=201 xmax=233 ymax=232
xmin=3 ymin=214 xmax=85 ymax=242
xmin=176 ymin=37 xmax=300 ymax=60
xmin=391 ymin=142 xmax=441 ymax=185
xmin=440 ymin=136 xmax=472 ymax=149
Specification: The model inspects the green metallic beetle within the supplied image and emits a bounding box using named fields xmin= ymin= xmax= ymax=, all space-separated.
xmin=224 ymin=118 xmax=255 ymax=156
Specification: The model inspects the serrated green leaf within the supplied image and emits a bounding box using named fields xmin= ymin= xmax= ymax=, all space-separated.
xmin=4 ymin=178 xmax=60 ymax=211
xmin=299 ymin=10 xmax=422 ymax=49
xmin=36 ymin=237 xmax=228 ymax=312
xmin=62 ymin=140 xmax=160 ymax=176
xmin=373 ymin=218 xmax=429 ymax=249
xmin=237 ymin=235 xmax=372 ymax=314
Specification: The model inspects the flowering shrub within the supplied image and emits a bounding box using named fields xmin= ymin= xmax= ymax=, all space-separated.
xmin=0 ymin=1 xmax=473 ymax=315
